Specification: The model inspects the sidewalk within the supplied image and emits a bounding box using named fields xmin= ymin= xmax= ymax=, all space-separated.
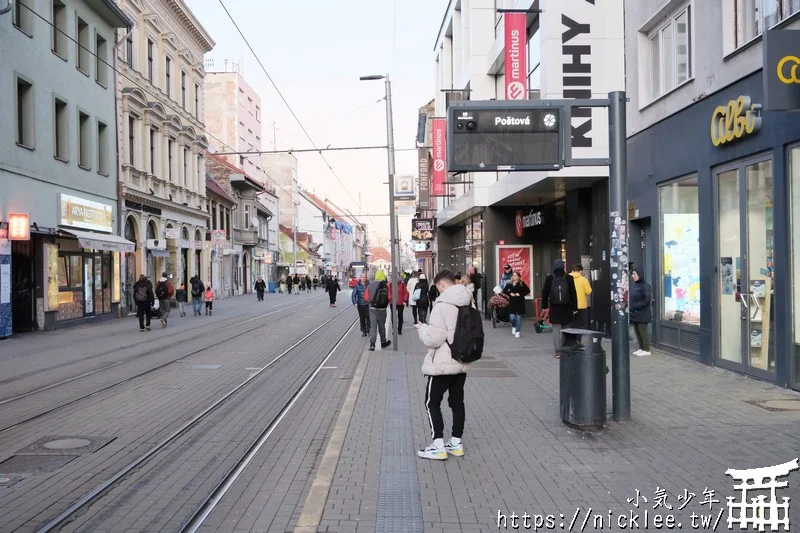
xmin=309 ymin=317 xmax=800 ymax=533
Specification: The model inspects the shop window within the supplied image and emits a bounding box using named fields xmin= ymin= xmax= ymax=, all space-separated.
xmin=76 ymin=16 xmax=90 ymax=75
xmin=59 ymin=254 xmax=84 ymax=289
xmin=659 ymin=176 xmax=700 ymax=325
xmin=790 ymin=146 xmax=800 ymax=383
xmin=648 ymin=5 xmax=691 ymax=101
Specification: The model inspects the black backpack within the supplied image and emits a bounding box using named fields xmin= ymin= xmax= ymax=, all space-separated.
xmin=550 ymin=275 xmax=570 ymax=306
xmin=134 ymin=284 xmax=149 ymax=303
xmin=371 ymin=281 xmax=389 ymax=308
xmin=446 ymin=305 xmax=484 ymax=363
xmin=155 ymin=282 xmax=167 ymax=299
xmin=191 ymin=280 xmax=201 ymax=297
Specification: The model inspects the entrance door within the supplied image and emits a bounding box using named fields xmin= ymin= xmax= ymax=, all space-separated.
xmin=83 ymin=255 xmax=95 ymax=316
xmin=11 ymin=240 xmax=35 ymax=332
xmin=716 ymin=158 xmax=775 ymax=378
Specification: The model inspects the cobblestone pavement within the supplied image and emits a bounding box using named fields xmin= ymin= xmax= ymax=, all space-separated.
xmin=313 ymin=317 xmax=800 ymax=533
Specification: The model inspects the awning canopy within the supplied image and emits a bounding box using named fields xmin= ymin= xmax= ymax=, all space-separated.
xmin=61 ymin=229 xmax=135 ymax=253
xmin=147 ymin=248 xmax=169 ymax=257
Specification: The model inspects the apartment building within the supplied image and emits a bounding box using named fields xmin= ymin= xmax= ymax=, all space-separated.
xmin=624 ymin=0 xmax=800 ymax=388
xmin=115 ymin=0 xmax=214 ymax=311
xmin=0 ymin=0 xmax=132 ymax=334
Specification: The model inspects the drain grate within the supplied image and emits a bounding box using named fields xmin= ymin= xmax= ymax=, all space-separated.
xmin=468 ymin=368 xmax=517 ymax=378
xmin=745 ymin=399 xmax=800 ymax=412
xmin=0 ymin=455 xmax=77 ymax=474
xmin=470 ymin=360 xmax=508 ymax=369
xmin=16 ymin=435 xmax=115 ymax=456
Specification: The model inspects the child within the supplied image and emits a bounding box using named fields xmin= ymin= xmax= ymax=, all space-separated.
xmin=176 ymin=283 xmax=188 ymax=317
xmin=204 ymin=285 xmax=215 ymax=316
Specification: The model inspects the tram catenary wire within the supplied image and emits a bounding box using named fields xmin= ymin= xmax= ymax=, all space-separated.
xmin=0 ymin=295 xmax=326 ymax=434
xmin=36 ymin=304 xmax=358 ymax=533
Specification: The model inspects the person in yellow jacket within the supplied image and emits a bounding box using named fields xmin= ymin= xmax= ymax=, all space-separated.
xmin=570 ymin=264 xmax=592 ymax=328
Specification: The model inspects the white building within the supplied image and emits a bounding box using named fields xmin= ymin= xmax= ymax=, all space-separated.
xmin=0 ymin=0 xmax=132 ymax=334
xmin=115 ymin=0 xmax=215 ymax=312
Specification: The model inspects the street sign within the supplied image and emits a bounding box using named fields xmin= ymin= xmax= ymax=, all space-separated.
xmin=447 ymin=100 xmax=563 ymax=172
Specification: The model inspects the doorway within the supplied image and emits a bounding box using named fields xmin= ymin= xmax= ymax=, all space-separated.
xmin=716 ymin=156 xmax=775 ymax=378
xmin=11 ymin=239 xmax=35 ymax=332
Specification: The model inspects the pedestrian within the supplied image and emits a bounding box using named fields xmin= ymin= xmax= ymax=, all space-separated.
xmin=306 ymin=275 xmax=312 ymax=293
xmin=255 ymin=276 xmax=267 ymax=301
xmin=389 ymin=273 xmax=409 ymax=335
xmin=133 ymin=274 xmax=154 ymax=332
xmin=293 ymin=274 xmax=301 ymax=294
xmin=155 ymin=272 xmax=174 ymax=328
xmin=503 ymin=271 xmax=530 ymax=338
xmin=541 ymin=259 xmax=578 ymax=358
xmin=407 ymin=270 xmax=420 ymax=324
xmin=570 ymin=264 xmax=592 ymax=328
xmin=428 ymin=282 xmax=439 ymax=314
xmin=313 ymin=276 xmax=319 ymax=290
xmin=416 ymin=275 xmax=430 ymax=324
xmin=190 ymin=275 xmax=204 ymax=316
xmin=468 ymin=266 xmax=482 ymax=308
xmin=415 ymin=269 xmax=472 ymax=460
xmin=365 ymin=270 xmax=391 ymax=351
xmin=286 ymin=274 xmax=293 ymax=295
xmin=499 ymin=264 xmax=513 ymax=289
xmin=300 ymin=276 xmax=307 ymax=292
xmin=326 ymin=276 xmax=340 ymax=307
xmin=351 ymin=271 xmax=370 ymax=336
xmin=630 ymin=267 xmax=653 ymax=356
xmin=176 ymin=283 xmax=188 ymax=317
xmin=204 ymin=285 xmax=215 ymax=316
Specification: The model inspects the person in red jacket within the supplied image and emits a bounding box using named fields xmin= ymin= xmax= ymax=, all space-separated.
xmin=389 ymin=274 xmax=409 ymax=335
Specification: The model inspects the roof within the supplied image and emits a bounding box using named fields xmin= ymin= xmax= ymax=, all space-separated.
xmin=279 ymin=225 xmax=320 ymax=258
xmin=369 ymin=247 xmax=391 ymax=262
xmin=97 ymin=0 xmax=134 ymax=27
xmin=205 ymin=176 xmax=236 ymax=204
xmin=301 ymin=190 xmax=358 ymax=233
xmin=206 ymin=152 xmax=264 ymax=191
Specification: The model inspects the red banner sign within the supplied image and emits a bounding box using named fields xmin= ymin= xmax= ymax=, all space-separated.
xmin=497 ymin=245 xmax=533 ymax=298
xmin=431 ymin=118 xmax=447 ymax=196
xmin=504 ymin=13 xmax=528 ymax=100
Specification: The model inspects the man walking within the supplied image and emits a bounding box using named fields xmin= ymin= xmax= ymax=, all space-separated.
xmin=570 ymin=264 xmax=592 ymax=328
xmin=190 ymin=275 xmax=205 ymax=316
xmin=389 ymin=273 xmax=409 ymax=335
xmin=416 ymin=269 xmax=472 ymax=460
xmin=351 ymin=271 xmax=370 ymax=336
xmin=155 ymin=272 xmax=174 ymax=327
xmin=133 ymin=274 xmax=154 ymax=332
xmin=365 ymin=270 xmax=391 ymax=351
xmin=407 ymin=270 xmax=420 ymax=324
xmin=541 ymin=259 xmax=578 ymax=358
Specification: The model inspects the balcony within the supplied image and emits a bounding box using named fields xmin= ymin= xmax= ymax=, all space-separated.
xmin=233 ymin=228 xmax=258 ymax=246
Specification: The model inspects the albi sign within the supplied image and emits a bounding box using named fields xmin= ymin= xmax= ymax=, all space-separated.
xmin=710 ymin=95 xmax=762 ymax=147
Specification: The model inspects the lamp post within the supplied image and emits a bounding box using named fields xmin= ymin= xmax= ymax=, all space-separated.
xmin=360 ymin=74 xmax=398 ymax=350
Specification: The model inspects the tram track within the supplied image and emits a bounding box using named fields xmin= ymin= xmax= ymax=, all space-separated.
xmin=0 ymin=295 xmax=328 ymax=434
xmin=34 ymin=304 xmax=359 ymax=533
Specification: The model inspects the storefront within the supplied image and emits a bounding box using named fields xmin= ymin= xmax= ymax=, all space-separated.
xmin=627 ymin=69 xmax=800 ymax=388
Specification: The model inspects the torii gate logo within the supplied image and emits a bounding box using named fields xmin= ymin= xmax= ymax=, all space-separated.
xmin=726 ymin=458 xmax=799 ymax=531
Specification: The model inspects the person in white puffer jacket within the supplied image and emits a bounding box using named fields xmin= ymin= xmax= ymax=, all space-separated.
xmin=415 ymin=269 xmax=473 ymax=460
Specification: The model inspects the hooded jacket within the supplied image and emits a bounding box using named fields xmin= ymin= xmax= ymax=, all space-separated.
xmin=418 ymin=283 xmax=473 ymax=376
xmin=629 ymin=267 xmax=652 ymax=323
xmin=351 ymin=279 xmax=368 ymax=305
xmin=542 ymin=259 xmax=578 ymax=325
xmin=389 ymin=280 xmax=409 ymax=306
xmin=570 ymin=271 xmax=592 ymax=310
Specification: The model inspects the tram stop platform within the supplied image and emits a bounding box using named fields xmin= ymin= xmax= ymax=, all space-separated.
xmin=295 ymin=317 xmax=800 ymax=533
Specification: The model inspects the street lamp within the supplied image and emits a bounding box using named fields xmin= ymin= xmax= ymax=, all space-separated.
xmin=360 ymin=73 xmax=399 ymax=350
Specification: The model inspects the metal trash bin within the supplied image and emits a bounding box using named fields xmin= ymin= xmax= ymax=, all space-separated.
xmin=559 ymin=328 xmax=606 ymax=429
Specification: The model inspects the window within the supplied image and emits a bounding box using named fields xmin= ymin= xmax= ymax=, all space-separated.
xmin=76 ymin=17 xmax=90 ymax=75
xmin=659 ymin=176 xmax=700 ymax=325
xmin=54 ymin=98 xmax=68 ymax=161
xmin=78 ymin=111 xmax=91 ymax=169
xmin=165 ymin=56 xmax=172 ymax=97
xmin=733 ymin=0 xmax=800 ymax=49
xmin=181 ymin=71 xmax=187 ymax=108
xmin=255 ymin=106 xmax=260 ymax=121
xmin=194 ymin=83 xmax=200 ymax=117
xmin=128 ymin=116 xmax=135 ymax=167
xmin=95 ymin=33 xmax=108 ymax=87
xmin=16 ymin=78 xmax=34 ymax=149
xmin=59 ymin=254 xmax=84 ymax=289
xmin=149 ymin=128 xmax=157 ymax=174
xmin=220 ymin=206 xmax=226 ymax=232
xmin=13 ymin=0 xmax=33 ymax=35
xmin=649 ymin=6 xmax=691 ymax=100
xmin=126 ymin=32 xmax=134 ymax=66
xmin=147 ymin=39 xmax=154 ymax=82
xmin=212 ymin=201 xmax=218 ymax=230
xmin=52 ymin=1 xmax=68 ymax=58
xmin=244 ymin=205 xmax=250 ymax=229
xmin=183 ymin=147 xmax=189 ymax=186
xmin=97 ymin=121 xmax=109 ymax=175
xmin=168 ymin=139 xmax=174 ymax=181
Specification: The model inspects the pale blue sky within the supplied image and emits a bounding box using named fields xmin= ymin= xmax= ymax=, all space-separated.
xmin=185 ymin=0 xmax=447 ymax=240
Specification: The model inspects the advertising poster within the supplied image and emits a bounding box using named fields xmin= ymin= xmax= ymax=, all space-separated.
xmin=411 ymin=219 xmax=435 ymax=241
xmin=496 ymin=245 xmax=534 ymax=299
xmin=504 ymin=13 xmax=528 ymax=100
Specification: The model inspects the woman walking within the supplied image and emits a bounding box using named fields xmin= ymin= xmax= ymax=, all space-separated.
xmin=630 ymin=267 xmax=653 ymax=356
xmin=416 ymin=274 xmax=430 ymax=324
xmin=503 ymin=271 xmax=530 ymax=338
xmin=326 ymin=276 xmax=341 ymax=307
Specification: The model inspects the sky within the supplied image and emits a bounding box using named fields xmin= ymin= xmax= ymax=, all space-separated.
xmin=184 ymin=0 xmax=447 ymax=243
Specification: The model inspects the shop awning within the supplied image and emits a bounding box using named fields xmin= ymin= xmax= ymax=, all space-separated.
xmin=62 ymin=229 xmax=135 ymax=253
xmin=148 ymin=248 xmax=169 ymax=257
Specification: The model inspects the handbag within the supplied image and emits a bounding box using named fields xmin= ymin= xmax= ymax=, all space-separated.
xmin=412 ymin=288 xmax=421 ymax=301
xmin=152 ymin=299 xmax=160 ymax=310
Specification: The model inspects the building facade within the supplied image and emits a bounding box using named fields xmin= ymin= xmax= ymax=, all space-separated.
xmin=204 ymin=175 xmax=234 ymax=296
xmin=0 ymin=0 xmax=132 ymax=334
xmin=624 ymin=0 xmax=800 ymax=388
xmin=115 ymin=0 xmax=214 ymax=313
xmin=430 ymin=0 xmax=624 ymax=322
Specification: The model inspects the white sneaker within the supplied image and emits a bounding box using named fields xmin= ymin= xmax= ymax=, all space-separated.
xmin=515 ymin=332 xmax=520 ymax=338
xmin=444 ymin=439 xmax=464 ymax=457
xmin=637 ymin=350 xmax=651 ymax=356
xmin=511 ymin=327 xmax=516 ymax=335
xmin=417 ymin=443 xmax=447 ymax=460
xmin=632 ymin=349 xmax=643 ymax=356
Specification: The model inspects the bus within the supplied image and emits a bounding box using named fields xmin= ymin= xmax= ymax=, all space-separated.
xmin=348 ymin=262 xmax=367 ymax=287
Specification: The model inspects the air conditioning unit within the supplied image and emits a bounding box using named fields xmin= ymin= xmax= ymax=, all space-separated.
xmin=146 ymin=238 xmax=165 ymax=249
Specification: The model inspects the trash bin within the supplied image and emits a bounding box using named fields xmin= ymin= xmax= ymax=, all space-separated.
xmin=559 ymin=328 xmax=606 ymax=430
xmin=268 ymin=281 xmax=276 ymax=293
